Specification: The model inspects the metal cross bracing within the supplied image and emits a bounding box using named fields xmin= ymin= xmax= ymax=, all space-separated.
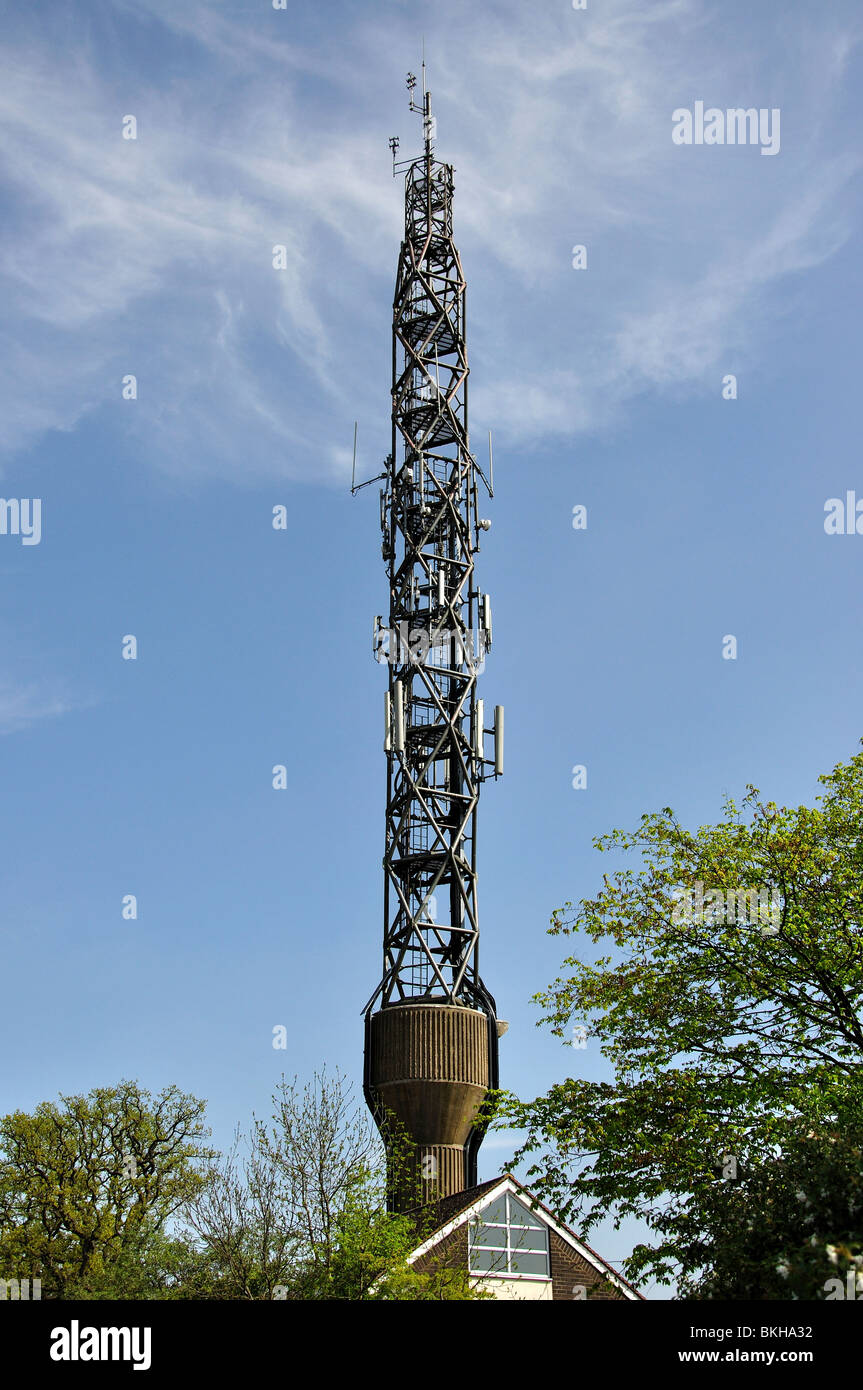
xmin=361 ymin=75 xmax=503 ymax=1021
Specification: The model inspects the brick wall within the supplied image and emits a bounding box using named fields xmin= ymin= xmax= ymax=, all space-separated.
xmin=549 ymin=1230 xmax=627 ymax=1300
xmin=412 ymin=1222 xmax=469 ymax=1278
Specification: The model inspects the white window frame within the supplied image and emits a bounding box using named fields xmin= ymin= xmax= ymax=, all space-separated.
xmin=468 ymin=1192 xmax=550 ymax=1279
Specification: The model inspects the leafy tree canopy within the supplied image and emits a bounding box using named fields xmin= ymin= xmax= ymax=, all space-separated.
xmin=0 ymin=1071 xmax=484 ymax=1299
xmin=0 ymin=1080 xmax=215 ymax=1298
xmin=503 ymin=745 xmax=863 ymax=1298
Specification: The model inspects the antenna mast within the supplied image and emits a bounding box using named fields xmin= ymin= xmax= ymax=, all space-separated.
xmin=361 ymin=69 xmax=504 ymax=1210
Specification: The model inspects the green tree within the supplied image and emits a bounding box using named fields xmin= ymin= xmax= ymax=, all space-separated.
xmin=323 ymin=1186 xmax=484 ymax=1300
xmin=250 ymin=1069 xmax=484 ymax=1300
xmin=0 ymin=1080 xmax=216 ymax=1298
xmin=504 ymin=746 xmax=863 ymax=1298
xmin=671 ymin=1128 xmax=863 ymax=1299
xmin=182 ymin=1123 xmax=301 ymax=1299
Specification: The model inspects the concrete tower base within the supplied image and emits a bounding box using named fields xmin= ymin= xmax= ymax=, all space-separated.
xmin=366 ymin=1002 xmax=492 ymax=1211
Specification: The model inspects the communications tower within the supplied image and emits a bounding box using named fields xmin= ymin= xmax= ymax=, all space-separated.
xmin=357 ymin=69 xmax=505 ymax=1211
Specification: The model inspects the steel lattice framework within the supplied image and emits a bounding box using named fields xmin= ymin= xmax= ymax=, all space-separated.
xmin=363 ymin=80 xmax=501 ymax=1024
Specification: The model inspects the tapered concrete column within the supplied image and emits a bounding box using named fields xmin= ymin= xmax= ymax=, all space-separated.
xmin=367 ymin=1003 xmax=491 ymax=1210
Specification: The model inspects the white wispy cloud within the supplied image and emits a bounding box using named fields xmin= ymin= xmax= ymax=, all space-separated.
xmin=0 ymin=0 xmax=859 ymax=479
xmin=0 ymin=680 xmax=81 ymax=735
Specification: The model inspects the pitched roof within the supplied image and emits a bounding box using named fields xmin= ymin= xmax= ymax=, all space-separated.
xmin=409 ymin=1177 xmax=501 ymax=1235
xmin=407 ymin=1172 xmax=644 ymax=1300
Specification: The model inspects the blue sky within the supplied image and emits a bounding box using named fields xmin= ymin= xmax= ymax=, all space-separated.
xmin=1 ymin=0 xmax=862 ymax=1297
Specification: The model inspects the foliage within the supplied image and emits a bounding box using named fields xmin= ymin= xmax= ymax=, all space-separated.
xmin=0 ymin=1080 xmax=215 ymax=1298
xmin=675 ymin=1127 xmax=863 ymax=1300
xmin=502 ymin=745 xmax=863 ymax=1297
xmin=181 ymin=1123 xmax=300 ymax=1299
xmin=0 ymin=1074 xmax=490 ymax=1301
xmin=249 ymin=1070 xmax=483 ymax=1300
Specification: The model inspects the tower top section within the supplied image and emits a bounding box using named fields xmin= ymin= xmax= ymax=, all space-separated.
xmin=390 ymin=63 xmax=438 ymax=178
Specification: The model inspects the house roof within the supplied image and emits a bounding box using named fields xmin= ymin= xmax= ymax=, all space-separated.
xmin=411 ymin=1177 xmax=501 ymax=1235
xmin=407 ymin=1172 xmax=644 ymax=1300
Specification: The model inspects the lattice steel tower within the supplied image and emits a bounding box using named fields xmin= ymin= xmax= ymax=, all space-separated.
xmin=358 ymin=69 xmax=505 ymax=1211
